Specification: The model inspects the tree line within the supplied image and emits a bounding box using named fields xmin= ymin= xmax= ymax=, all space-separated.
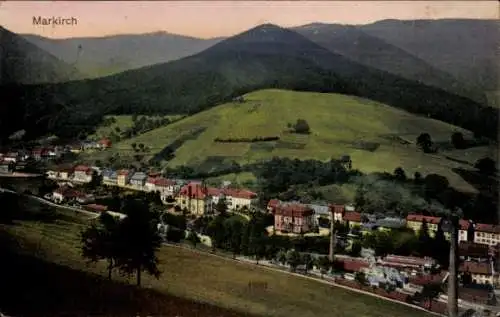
xmin=213 ymin=136 xmax=280 ymax=143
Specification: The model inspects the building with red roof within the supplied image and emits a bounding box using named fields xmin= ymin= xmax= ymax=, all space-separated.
xmin=474 ymin=223 xmax=500 ymax=247
xmin=273 ymin=202 xmax=315 ymax=234
xmin=406 ymin=214 xmax=442 ymax=238
xmin=217 ymin=188 xmax=257 ymax=211
xmin=98 ymin=138 xmax=112 ymax=149
xmin=117 ymin=169 xmax=133 ymax=186
xmin=176 ymin=182 xmax=211 ymax=215
xmin=73 ymin=165 xmax=93 ymax=183
xmin=459 ymin=260 xmax=498 ymax=286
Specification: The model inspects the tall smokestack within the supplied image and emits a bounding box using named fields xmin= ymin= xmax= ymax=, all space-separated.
xmin=329 ymin=206 xmax=336 ymax=262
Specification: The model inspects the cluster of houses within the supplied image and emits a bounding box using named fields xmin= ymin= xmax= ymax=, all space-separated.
xmin=267 ymin=200 xmax=500 ymax=247
xmin=267 ymin=200 xmax=500 ymax=290
xmin=0 ymin=139 xmax=112 ymax=174
xmin=46 ymin=165 xmax=258 ymax=215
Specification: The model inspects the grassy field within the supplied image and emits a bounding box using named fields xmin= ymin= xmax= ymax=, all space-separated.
xmin=1 ymin=208 xmax=433 ymax=317
xmin=85 ymin=89 xmax=496 ymax=192
xmin=88 ymin=114 xmax=183 ymax=140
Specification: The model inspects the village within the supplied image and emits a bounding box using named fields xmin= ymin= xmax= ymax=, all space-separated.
xmin=0 ymin=141 xmax=499 ymax=316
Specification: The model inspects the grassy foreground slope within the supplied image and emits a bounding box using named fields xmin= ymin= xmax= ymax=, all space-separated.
xmin=0 ymin=206 xmax=432 ymax=317
xmin=93 ymin=89 xmax=495 ymax=192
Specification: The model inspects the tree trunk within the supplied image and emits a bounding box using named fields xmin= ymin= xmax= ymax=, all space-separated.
xmin=107 ymin=258 xmax=113 ymax=280
xmin=136 ymin=265 xmax=142 ymax=286
xmin=447 ymin=222 xmax=458 ymax=317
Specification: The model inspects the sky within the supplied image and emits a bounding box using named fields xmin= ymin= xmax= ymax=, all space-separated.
xmin=0 ymin=1 xmax=498 ymax=39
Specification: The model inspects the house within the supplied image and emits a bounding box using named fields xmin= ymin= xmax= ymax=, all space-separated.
xmin=32 ymin=148 xmax=45 ymax=160
xmin=0 ymin=161 xmax=15 ymax=173
xmin=69 ymin=143 xmax=83 ymax=153
xmin=459 ymin=261 xmax=498 ymax=286
xmin=55 ymin=165 xmax=74 ymax=180
xmin=378 ymin=255 xmax=436 ymax=270
xmin=130 ymin=172 xmax=148 ymax=189
xmin=98 ymin=138 xmax=112 ymax=149
xmin=46 ymin=168 xmax=59 ymax=179
xmin=102 ymin=169 xmax=117 ymax=185
xmin=406 ymin=214 xmax=441 ymax=237
xmin=145 ymin=177 xmax=158 ymax=192
xmin=336 ymin=258 xmax=370 ymax=273
xmin=52 ymin=186 xmax=85 ymax=203
xmin=73 ymin=165 xmax=93 ymax=183
xmin=154 ymin=178 xmax=178 ymax=198
xmin=267 ymin=199 xmax=281 ymax=213
xmin=308 ymin=203 xmax=330 ymax=225
xmin=176 ymin=182 xmax=211 ymax=215
xmin=273 ymin=202 xmax=315 ymax=234
xmin=459 ymin=242 xmax=492 ymax=261
xmin=218 ymin=188 xmax=257 ymax=211
xmin=474 ymin=223 xmax=500 ymax=246
xmin=458 ymin=219 xmax=473 ymax=243
xmin=117 ymin=169 xmax=133 ymax=187
xmin=344 ymin=211 xmax=362 ymax=228
xmin=329 ymin=204 xmax=346 ymax=222
xmin=3 ymin=152 xmax=19 ymax=163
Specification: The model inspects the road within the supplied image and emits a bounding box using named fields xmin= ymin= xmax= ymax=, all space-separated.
xmin=0 ymin=187 xmax=100 ymax=219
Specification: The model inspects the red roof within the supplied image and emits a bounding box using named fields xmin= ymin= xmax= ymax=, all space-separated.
xmin=54 ymin=186 xmax=85 ymax=198
xmin=459 ymin=219 xmax=471 ymax=230
xmin=74 ymin=165 xmax=91 ymax=172
xmin=223 ymin=188 xmax=257 ymax=199
xmin=383 ymin=255 xmax=435 ymax=267
xmin=267 ymin=199 xmax=280 ymax=209
xmin=459 ymin=242 xmax=490 ymax=258
xmin=178 ymin=183 xmax=207 ymax=199
xmin=337 ymin=259 xmax=370 ymax=272
xmin=84 ymin=204 xmax=108 ymax=212
xmin=409 ymin=273 xmax=446 ymax=286
xmin=274 ymin=203 xmax=314 ymax=217
xmin=329 ymin=204 xmax=345 ymax=214
xmin=459 ymin=261 xmax=492 ymax=275
xmin=98 ymin=138 xmax=112 ymax=146
xmin=155 ymin=177 xmax=175 ymax=187
xmin=117 ymin=169 xmax=131 ymax=176
xmin=146 ymin=177 xmax=157 ymax=184
xmin=406 ymin=214 xmax=441 ymax=225
xmin=344 ymin=211 xmax=362 ymax=222
xmin=475 ymin=223 xmax=500 ymax=234
xmin=206 ymin=187 xmax=222 ymax=196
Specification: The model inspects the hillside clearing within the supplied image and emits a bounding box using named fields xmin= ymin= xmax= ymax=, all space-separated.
xmin=86 ymin=89 xmax=495 ymax=193
xmin=1 ymin=210 xmax=432 ymax=317
xmin=88 ymin=115 xmax=183 ymax=140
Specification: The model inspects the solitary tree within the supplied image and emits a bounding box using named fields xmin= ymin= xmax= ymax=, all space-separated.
xmin=186 ymin=230 xmax=200 ymax=248
xmin=293 ymin=119 xmax=311 ymax=134
xmin=81 ymin=212 xmax=120 ymax=280
xmin=302 ymin=253 xmax=314 ymax=274
xmin=229 ymin=220 xmax=244 ymax=258
xmin=421 ymin=283 xmax=442 ymax=311
xmin=416 ymin=133 xmax=433 ymax=153
xmin=115 ymin=199 xmax=162 ymax=286
xmin=451 ymin=132 xmax=466 ymax=149
xmin=317 ymin=256 xmax=331 ymax=278
xmin=276 ymin=249 xmax=287 ymax=266
xmin=393 ymin=167 xmax=407 ymax=181
xmin=474 ymin=157 xmax=496 ymax=175
xmin=286 ymin=249 xmax=301 ymax=272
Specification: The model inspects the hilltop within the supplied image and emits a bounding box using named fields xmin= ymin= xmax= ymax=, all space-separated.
xmin=22 ymin=32 xmax=224 ymax=78
xmin=1 ymin=24 xmax=496 ymax=142
xmin=293 ymin=23 xmax=487 ymax=105
xmin=85 ymin=89 xmax=496 ymax=193
xmin=0 ymin=26 xmax=83 ymax=85
xmin=359 ymin=19 xmax=499 ymax=102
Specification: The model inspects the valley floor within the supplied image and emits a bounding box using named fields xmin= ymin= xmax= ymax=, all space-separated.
xmin=0 ymin=208 xmax=433 ymax=317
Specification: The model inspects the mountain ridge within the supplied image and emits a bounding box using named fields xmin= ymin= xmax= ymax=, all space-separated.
xmin=1 ymin=23 xmax=497 ymax=143
xmin=0 ymin=26 xmax=83 ymax=85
